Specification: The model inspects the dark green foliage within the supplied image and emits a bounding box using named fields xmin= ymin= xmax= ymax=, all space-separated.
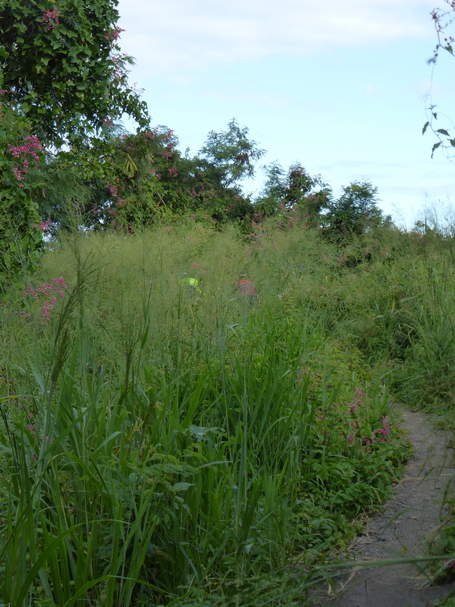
xmin=0 ymin=0 xmax=151 ymax=284
xmin=0 ymin=97 xmax=43 ymax=293
xmin=0 ymin=0 xmax=149 ymax=147
xmin=35 ymin=119 xmax=267 ymax=231
xmin=186 ymin=119 xmax=264 ymax=224
xmin=256 ymin=162 xmax=331 ymax=225
xmin=198 ymin=118 xmax=265 ymax=188
xmin=35 ymin=126 xmax=189 ymax=232
xmin=322 ymin=180 xmax=390 ymax=243
xmin=0 ymin=0 xmax=393 ymax=242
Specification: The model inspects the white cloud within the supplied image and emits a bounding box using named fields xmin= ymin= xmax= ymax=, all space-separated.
xmin=118 ymin=0 xmax=436 ymax=74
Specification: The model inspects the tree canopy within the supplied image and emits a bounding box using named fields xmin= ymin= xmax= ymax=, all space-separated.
xmin=255 ymin=162 xmax=331 ymax=225
xmin=0 ymin=0 xmax=149 ymax=147
xmin=0 ymin=0 xmax=149 ymax=292
xmin=0 ymin=0 xmax=393 ymax=290
xmin=30 ymin=119 xmax=268 ymax=233
xmin=322 ymin=181 xmax=390 ymax=243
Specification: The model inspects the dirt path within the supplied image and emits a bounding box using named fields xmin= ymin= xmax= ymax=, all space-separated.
xmin=310 ymin=407 xmax=455 ymax=607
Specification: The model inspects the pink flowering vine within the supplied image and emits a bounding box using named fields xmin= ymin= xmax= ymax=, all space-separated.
xmin=8 ymin=135 xmax=44 ymax=186
xmin=33 ymin=218 xmax=51 ymax=232
xmin=107 ymin=182 xmax=126 ymax=204
xmin=41 ymin=7 xmax=60 ymax=32
xmin=104 ymin=26 xmax=125 ymax=41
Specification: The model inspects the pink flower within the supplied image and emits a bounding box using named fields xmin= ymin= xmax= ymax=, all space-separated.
xmin=33 ymin=219 xmax=51 ymax=232
xmin=22 ymin=278 xmax=68 ymax=324
xmin=41 ymin=7 xmax=60 ymax=32
xmin=104 ymin=26 xmax=125 ymax=41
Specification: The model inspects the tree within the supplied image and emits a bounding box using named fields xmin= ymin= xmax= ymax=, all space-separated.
xmin=179 ymin=119 xmax=265 ymax=224
xmin=0 ymin=0 xmax=150 ymax=288
xmin=255 ymin=162 xmax=331 ymax=225
xmin=198 ymin=119 xmax=265 ymax=189
xmin=322 ymin=181 xmax=389 ymax=243
xmin=0 ymin=0 xmax=149 ymax=148
xmin=34 ymin=120 xmax=265 ymax=233
xmin=84 ymin=126 xmax=190 ymax=230
xmin=423 ymin=1 xmax=455 ymax=158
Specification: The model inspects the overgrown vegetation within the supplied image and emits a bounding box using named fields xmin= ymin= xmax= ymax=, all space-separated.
xmin=2 ymin=213 xmax=455 ymax=605
xmin=3 ymin=0 xmax=455 ymax=604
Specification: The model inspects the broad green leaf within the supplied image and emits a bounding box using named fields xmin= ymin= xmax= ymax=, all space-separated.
xmin=170 ymin=482 xmax=193 ymax=493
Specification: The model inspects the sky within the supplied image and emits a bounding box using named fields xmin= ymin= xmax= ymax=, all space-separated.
xmin=116 ymin=0 xmax=455 ymax=227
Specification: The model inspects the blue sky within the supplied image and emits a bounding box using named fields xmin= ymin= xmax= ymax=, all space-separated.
xmin=117 ymin=0 xmax=455 ymax=227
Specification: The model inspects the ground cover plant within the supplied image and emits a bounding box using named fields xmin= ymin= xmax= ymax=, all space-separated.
xmin=0 ymin=219 xmax=423 ymax=606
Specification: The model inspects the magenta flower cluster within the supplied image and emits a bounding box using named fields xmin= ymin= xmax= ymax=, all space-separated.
xmin=8 ymin=135 xmax=44 ymax=186
xmin=104 ymin=26 xmax=125 ymax=41
xmin=41 ymin=7 xmax=60 ymax=32
xmin=107 ymin=182 xmax=126 ymax=206
xmin=311 ymin=387 xmax=404 ymax=457
xmin=33 ymin=218 xmax=51 ymax=232
xmin=345 ymin=390 xmax=395 ymax=453
xmin=23 ymin=277 xmax=68 ymax=324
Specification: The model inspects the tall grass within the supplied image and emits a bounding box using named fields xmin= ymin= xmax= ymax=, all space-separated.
xmin=0 ymin=222 xmax=423 ymax=605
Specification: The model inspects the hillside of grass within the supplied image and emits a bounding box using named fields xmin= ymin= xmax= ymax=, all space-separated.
xmin=1 ymin=217 xmax=454 ymax=606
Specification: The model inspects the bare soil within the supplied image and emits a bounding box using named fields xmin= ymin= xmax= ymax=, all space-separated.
xmin=309 ymin=407 xmax=455 ymax=607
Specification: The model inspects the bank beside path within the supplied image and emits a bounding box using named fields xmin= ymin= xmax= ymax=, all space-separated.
xmin=310 ymin=407 xmax=455 ymax=607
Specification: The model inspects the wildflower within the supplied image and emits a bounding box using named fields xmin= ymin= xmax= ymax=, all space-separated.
xmin=41 ymin=7 xmax=60 ymax=32
xmin=22 ymin=277 xmax=68 ymax=324
xmin=33 ymin=218 xmax=51 ymax=232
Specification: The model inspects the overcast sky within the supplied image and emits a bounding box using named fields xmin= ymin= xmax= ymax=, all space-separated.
xmin=117 ymin=0 xmax=455 ymax=227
